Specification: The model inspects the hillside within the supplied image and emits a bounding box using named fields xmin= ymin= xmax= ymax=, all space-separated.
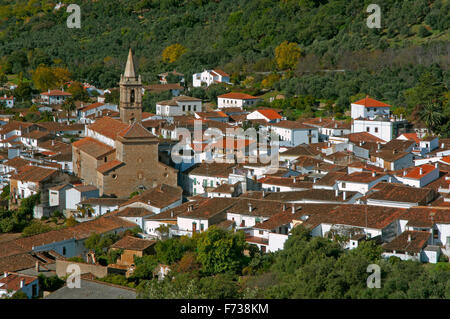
xmin=0 ymin=0 xmax=448 ymax=134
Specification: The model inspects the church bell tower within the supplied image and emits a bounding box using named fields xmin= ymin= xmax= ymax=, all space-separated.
xmin=119 ymin=49 xmax=142 ymax=124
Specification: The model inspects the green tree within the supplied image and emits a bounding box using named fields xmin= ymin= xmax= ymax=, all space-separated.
xmin=196 ymin=226 xmax=248 ymax=275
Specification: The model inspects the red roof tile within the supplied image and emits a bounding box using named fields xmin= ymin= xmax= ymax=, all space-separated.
xmin=353 ymin=96 xmax=391 ymax=108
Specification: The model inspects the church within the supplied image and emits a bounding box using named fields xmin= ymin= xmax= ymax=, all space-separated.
xmin=72 ymin=49 xmax=178 ymax=198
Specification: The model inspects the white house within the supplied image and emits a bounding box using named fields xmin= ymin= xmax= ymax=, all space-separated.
xmin=40 ymin=89 xmax=72 ymax=105
xmin=217 ymin=92 xmax=260 ymax=109
xmin=350 ymin=96 xmax=391 ymax=120
xmin=336 ymin=171 xmax=391 ymax=195
xmin=396 ymin=163 xmax=440 ymax=188
xmin=65 ymin=185 xmax=99 ymax=211
xmin=268 ymin=121 xmax=319 ymax=146
xmin=0 ymin=273 xmax=39 ymax=299
xmin=192 ymin=69 xmax=231 ymax=87
xmin=156 ymin=95 xmax=202 ymax=117
xmin=246 ymin=109 xmax=282 ymax=123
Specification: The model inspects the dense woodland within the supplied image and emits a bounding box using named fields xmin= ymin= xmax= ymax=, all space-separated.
xmin=0 ymin=0 xmax=448 ymax=133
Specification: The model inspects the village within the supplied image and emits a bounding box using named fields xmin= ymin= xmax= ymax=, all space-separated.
xmin=0 ymin=49 xmax=449 ymax=299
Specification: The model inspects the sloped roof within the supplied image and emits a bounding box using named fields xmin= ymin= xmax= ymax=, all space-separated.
xmin=97 ymin=160 xmax=124 ymax=174
xmin=218 ymin=92 xmax=259 ymax=100
xmin=110 ymin=236 xmax=155 ymax=251
xmin=353 ymin=96 xmax=391 ymax=108
xmin=118 ymin=121 xmax=155 ymax=139
xmin=72 ymin=137 xmax=115 ymax=159
xmin=87 ymin=117 xmax=129 ymax=140
xmin=382 ymin=231 xmax=430 ymax=254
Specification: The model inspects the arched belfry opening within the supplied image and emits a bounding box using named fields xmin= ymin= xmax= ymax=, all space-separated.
xmin=130 ymin=89 xmax=135 ymax=103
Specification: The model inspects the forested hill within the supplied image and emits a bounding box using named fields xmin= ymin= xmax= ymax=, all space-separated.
xmin=0 ymin=0 xmax=448 ymax=87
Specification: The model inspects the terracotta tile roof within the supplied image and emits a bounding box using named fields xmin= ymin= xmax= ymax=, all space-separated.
xmin=3 ymin=157 xmax=33 ymax=171
xmin=337 ymin=171 xmax=386 ymax=183
xmin=218 ymin=92 xmax=259 ymax=100
xmin=270 ymin=120 xmax=315 ymax=129
xmin=179 ymin=197 xmax=237 ymax=219
xmin=21 ymin=130 xmax=51 ymax=140
xmin=195 ymin=111 xmax=229 ymax=118
xmin=110 ymin=236 xmax=156 ymax=251
xmin=118 ymin=122 xmax=155 ymax=139
xmin=263 ymin=189 xmax=357 ymax=202
xmin=373 ymin=149 xmax=410 ymax=162
xmin=80 ymin=102 xmax=105 ymax=112
xmin=40 ymin=90 xmax=72 ymax=97
xmin=213 ymin=69 xmax=229 ymax=77
xmin=382 ymin=139 xmax=415 ymax=152
xmin=120 ymin=184 xmax=182 ymax=209
xmin=0 ymin=272 xmax=38 ymax=291
xmin=87 ymin=116 xmax=129 ymax=140
xmin=0 ymin=253 xmax=39 ymax=273
xmin=383 ymin=231 xmax=430 ymax=254
xmin=145 ymin=83 xmax=183 ymax=93
xmin=367 ymin=182 xmax=437 ymax=204
xmin=36 ymin=122 xmax=85 ymax=133
xmin=254 ymin=208 xmax=304 ymax=230
xmin=403 ymin=164 xmax=437 ymax=179
xmin=322 ymin=205 xmax=404 ymax=229
xmin=353 ymin=96 xmax=391 ymax=108
xmin=228 ymin=199 xmax=286 ymax=217
xmin=398 ymin=133 xmax=420 ymax=144
xmin=400 ymin=207 xmax=450 ymax=227
xmin=211 ymin=137 xmax=256 ymax=150
xmin=97 ymin=160 xmax=124 ymax=174
xmin=72 ymin=137 xmax=115 ymax=159
xmin=185 ymin=162 xmax=236 ymax=178
xmin=344 ymin=132 xmax=386 ymax=144
xmin=0 ymin=242 xmax=28 ymax=258
xmin=74 ymin=185 xmax=98 ymax=193
xmin=114 ymin=207 xmax=154 ymax=218
xmin=245 ymin=235 xmax=268 ymax=245
xmin=315 ymin=171 xmax=347 ymax=186
xmin=209 ymin=182 xmax=240 ymax=194
xmin=259 ymin=176 xmax=313 ymax=189
xmin=10 ymin=165 xmax=58 ymax=183
xmin=279 ymin=144 xmax=321 ymax=158
xmin=253 ymin=109 xmax=282 ymax=121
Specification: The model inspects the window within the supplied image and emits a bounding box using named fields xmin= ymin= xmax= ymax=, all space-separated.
xmin=342 ymin=182 xmax=346 ymax=188
xmin=375 ymin=127 xmax=378 ymax=133
xmin=200 ymin=223 xmax=204 ymax=231
xmin=259 ymin=230 xmax=264 ymax=235
xmin=62 ymin=247 xmax=66 ymax=255
xmin=366 ymin=127 xmax=370 ymax=132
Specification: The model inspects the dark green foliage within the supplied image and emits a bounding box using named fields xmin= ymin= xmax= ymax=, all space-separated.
xmin=38 ymin=274 xmax=65 ymax=292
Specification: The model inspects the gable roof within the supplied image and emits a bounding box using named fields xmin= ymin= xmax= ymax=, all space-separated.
xmin=121 ymin=184 xmax=182 ymax=209
xmin=97 ymin=160 xmax=124 ymax=174
xmin=353 ymin=96 xmax=391 ymax=108
xmin=218 ymin=92 xmax=259 ymax=100
xmin=40 ymin=90 xmax=72 ymax=97
xmin=118 ymin=121 xmax=155 ymax=139
xmin=87 ymin=117 xmax=129 ymax=140
xmin=72 ymin=137 xmax=115 ymax=159
xmin=10 ymin=165 xmax=58 ymax=183
xmin=253 ymin=109 xmax=282 ymax=121
xmin=110 ymin=236 xmax=155 ymax=251
xmin=382 ymin=231 xmax=430 ymax=254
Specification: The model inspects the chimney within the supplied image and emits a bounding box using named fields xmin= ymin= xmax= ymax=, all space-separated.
xmin=291 ymin=205 xmax=295 ymax=214
xmin=403 ymin=170 xmax=406 ymax=176
xmin=435 ymin=162 xmax=438 ymax=169
xmin=407 ymin=234 xmax=412 ymax=242
xmin=248 ymin=202 xmax=253 ymax=213
xmin=293 ymin=177 xmax=296 ymax=183
xmin=3 ymin=272 xmax=7 ymax=278
xmin=20 ymin=279 xmax=25 ymax=288
xmin=419 ymin=167 xmax=423 ymax=175
xmin=35 ymin=261 xmax=39 ymax=273
xmin=343 ymin=191 xmax=347 ymax=201
xmin=372 ymin=171 xmax=376 ymax=177
xmin=335 ymin=189 xmax=339 ymax=197
xmin=170 ymin=211 xmax=174 ymax=218
xmin=262 ymin=190 xmax=265 ymax=198
xmin=377 ymin=143 xmax=381 ymax=150
xmin=283 ymin=203 xmax=286 ymax=211
xmin=441 ymin=143 xmax=445 ymax=149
